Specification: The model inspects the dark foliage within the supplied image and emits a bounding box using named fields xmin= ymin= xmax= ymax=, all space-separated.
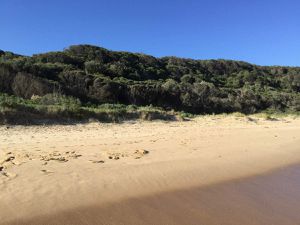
xmin=0 ymin=45 xmax=299 ymax=114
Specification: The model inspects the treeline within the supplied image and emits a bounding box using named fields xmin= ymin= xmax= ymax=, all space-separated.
xmin=0 ymin=45 xmax=299 ymax=114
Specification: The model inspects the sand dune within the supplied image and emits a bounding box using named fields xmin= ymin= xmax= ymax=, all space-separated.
xmin=1 ymin=115 xmax=300 ymax=224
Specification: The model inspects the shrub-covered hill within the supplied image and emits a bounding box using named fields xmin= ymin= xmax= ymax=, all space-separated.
xmin=0 ymin=44 xmax=299 ymax=116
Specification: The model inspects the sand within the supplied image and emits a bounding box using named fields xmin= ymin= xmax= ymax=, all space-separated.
xmin=1 ymin=115 xmax=300 ymax=224
xmin=6 ymin=165 xmax=300 ymax=225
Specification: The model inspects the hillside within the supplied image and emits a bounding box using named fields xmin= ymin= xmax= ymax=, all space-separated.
xmin=0 ymin=45 xmax=299 ymax=123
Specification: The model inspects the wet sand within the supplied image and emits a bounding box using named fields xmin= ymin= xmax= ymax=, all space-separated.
xmin=5 ymin=164 xmax=300 ymax=225
xmin=1 ymin=115 xmax=300 ymax=225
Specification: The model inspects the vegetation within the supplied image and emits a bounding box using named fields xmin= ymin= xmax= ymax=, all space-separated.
xmin=0 ymin=44 xmax=299 ymax=123
xmin=0 ymin=93 xmax=179 ymax=124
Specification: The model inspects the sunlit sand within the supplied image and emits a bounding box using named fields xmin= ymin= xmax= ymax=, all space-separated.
xmin=1 ymin=115 xmax=300 ymax=224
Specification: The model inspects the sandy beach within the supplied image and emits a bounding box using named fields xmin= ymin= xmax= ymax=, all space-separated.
xmin=1 ymin=115 xmax=300 ymax=225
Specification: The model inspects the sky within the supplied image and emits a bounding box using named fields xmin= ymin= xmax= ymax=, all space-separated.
xmin=1 ymin=0 xmax=300 ymax=66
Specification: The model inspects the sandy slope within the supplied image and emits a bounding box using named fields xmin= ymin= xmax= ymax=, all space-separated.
xmin=0 ymin=115 xmax=300 ymax=224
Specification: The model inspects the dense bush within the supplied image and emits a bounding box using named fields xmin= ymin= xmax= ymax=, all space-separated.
xmin=0 ymin=44 xmax=299 ymax=115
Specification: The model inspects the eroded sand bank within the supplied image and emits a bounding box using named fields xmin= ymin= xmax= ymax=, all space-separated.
xmin=1 ymin=115 xmax=300 ymax=224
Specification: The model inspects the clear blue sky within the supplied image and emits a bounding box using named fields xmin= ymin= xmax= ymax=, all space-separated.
xmin=1 ymin=0 xmax=299 ymax=66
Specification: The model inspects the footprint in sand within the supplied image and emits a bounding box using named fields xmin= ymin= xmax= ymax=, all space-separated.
xmin=106 ymin=149 xmax=150 ymax=160
xmin=108 ymin=155 xmax=120 ymax=160
xmin=90 ymin=160 xmax=105 ymax=164
xmin=39 ymin=151 xmax=82 ymax=163
xmin=1 ymin=152 xmax=32 ymax=168
xmin=2 ymin=172 xmax=17 ymax=179
xmin=133 ymin=149 xmax=150 ymax=159
xmin=0 ymin=166 xmax=17 ymax=180
xmin=0 ymin=155 xmax=15 ymax=164
xmin=41 ymin=169 xmax=54 ymax=175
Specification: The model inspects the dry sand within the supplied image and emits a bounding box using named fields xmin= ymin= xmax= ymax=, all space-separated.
xmin=1 ymin=115 xmax=300 ymax=224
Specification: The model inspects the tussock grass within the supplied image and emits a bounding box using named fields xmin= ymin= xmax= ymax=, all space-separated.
xmin=1 ymin=93 xmax=298 ymax=125
xmin=0 ymin=93 xmax=180 ymax=124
